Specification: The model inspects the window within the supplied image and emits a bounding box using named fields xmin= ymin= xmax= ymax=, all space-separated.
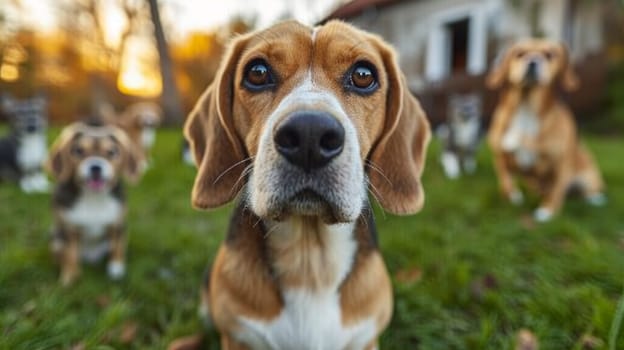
xmin=447 ymin=18 xmax=470 ymax=74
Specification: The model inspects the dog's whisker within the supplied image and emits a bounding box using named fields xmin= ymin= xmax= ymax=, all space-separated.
xmin=253 ymin=217 xmax=263 ymax=228
xmin=263 ymin=224 xmax=281 ymax=239
xmin=229 ymin=164 xmax=254 ymax=197
xmin=212 ymin=156 xmax=254 ymax=186
xmin=365 ymin=160 xmax=393 ymax=187
xmin=365 ymin=178 xmax=387 ymax=220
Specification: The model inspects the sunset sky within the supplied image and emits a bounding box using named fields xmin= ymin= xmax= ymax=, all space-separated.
xmin=8 ymin=0 xmax=342 ymax=41
xmin=2 ymin=0 xmax=343 ymax=96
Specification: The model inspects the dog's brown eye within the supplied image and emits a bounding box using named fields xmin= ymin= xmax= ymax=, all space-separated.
xmin=346 ymin=61 xmax=378 ymax=95
xmin=352 ymin=66 xmax=375 ymax=89
xmin=243 ymin=59 xmax=275 ymax=91
xmin=516 ymin=50 xmax=526 ymax=58
xmin=106 ymin=148 xmax=119 ymax=159
xmin=543 ymin=50 xmax=555 ymax=60
xmin=71 ymin=146 xmax=84 ymax=157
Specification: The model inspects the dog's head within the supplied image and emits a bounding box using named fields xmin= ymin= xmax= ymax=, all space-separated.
xmin=47 ymin=122 xmax=141 ymax=192
xmin=2 ymin=95 xmax=47 ymax=136
xmin=119 ymin=102 xmax=162 ymax=149
xmin=486 ymin=39 xmax=579 ymax=91
xmin=185 ymin=20 xmax=430 ymax=223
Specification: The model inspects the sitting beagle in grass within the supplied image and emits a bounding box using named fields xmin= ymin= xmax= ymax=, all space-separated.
xmin=47 ymin=121 xmax=140 ymax=285
xmin=487 ymin=39 xmax=605 ymax=222
xmin=171 ymin=20 xmax=430 ymax=349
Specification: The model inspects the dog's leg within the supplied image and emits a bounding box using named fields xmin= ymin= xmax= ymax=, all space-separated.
xmin=107 ymin=225 xmax=126 ymax=280
xmin=19 ymin=174 xmax=34 ymax=193
xmin=60 ymin=229 xmax=81 ymax=286
xmin=534 ymin=163 xmax=573 ymax=222
xmin=441 ymin=151 xmax=461 ymax=179
xmin=30 ymin=172 xmax=50 ymax=193
xmin=462 ymin=153 xmax=477 ymax=175
xmin=575 ymin=145 xmax=606 ymax=206
xmin=492 ymin=154 xmax=523 ymax=205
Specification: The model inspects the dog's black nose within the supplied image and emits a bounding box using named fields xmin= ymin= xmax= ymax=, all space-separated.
xmin=274 ymin=112 xmax=345 ymax=172
xmin=526 ymin=61 xmax=538 ymax=76
xmin=90 ymin=164 xmax=102 ymax=178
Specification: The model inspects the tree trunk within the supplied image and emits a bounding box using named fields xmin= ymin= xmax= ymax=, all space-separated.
xmin=148 ymin=0 xmax=183 ymax=126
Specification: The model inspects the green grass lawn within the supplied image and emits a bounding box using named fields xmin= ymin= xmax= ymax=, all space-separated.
xmin=1 ymin=129 xmax=623 ymax=349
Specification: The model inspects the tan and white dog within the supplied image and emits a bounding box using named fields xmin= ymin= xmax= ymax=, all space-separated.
xmin=104 ymin=102 xmax=162 ymax=169
xmin=171 ymin=20 xmax=430 ymax=350
xmin=487 ymin=39 xmax=605 ymax=222
xmin=47 ymin=121 xmax=141 ymax=285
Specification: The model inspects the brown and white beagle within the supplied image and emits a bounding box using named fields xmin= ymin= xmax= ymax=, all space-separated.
xmin=487 ymin=39 xmax=605 ymax=222
xmin=47 ymin=121 xmax=141 ymax=285
xmin=104 ymin=102 xmax=162 ymax=169
xmin=171 ymin=20 xmax=430 ymax=349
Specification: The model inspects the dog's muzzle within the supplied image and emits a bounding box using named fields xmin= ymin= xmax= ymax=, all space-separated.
xmin=78 ymin=157 xmax=114 ymax=192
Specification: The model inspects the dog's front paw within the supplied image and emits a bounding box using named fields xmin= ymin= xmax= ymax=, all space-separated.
xmin=107 ymin=261 xmax=126 ymax=280
xmin=586 ymin=193 xmax=607 ymax=207
xmin=509 ymin=189 xmax=524 ymax=205
xmin=533 ymin=207 xmax=553 ymax=222
xmin=441 ymin=152 xmax=460 ymax=179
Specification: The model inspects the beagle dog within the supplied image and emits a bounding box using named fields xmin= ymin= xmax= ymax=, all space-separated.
xmin=104 ymin=102 xmax=162 ymax=168
xmin=172 ymin=20 xmax=430 ymax=349
xmin=47 ymin=121 xmax=141 ymax=285
xmin=487 ymin=39 xmax=605 ymax=222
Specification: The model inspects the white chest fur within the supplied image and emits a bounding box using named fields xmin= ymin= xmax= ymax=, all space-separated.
xmin=141 ymin=128 xmax=156 ymax=149
xmin=454 ymin=118 xmax=480 ymax=149
xmin=234 ymin=219 xmax=377 ymax=350
xmin=501 ymin=104 xmax=539 ymax=151
xmin=62 ymin=192 xmax=123 ymax=238
xmin=501 ymin=104 xmax=540 ymax=168
xmin=238 ymin=289 xmax=376 ymax=350
xmin=17 ymin=134 xmax=47 ymax=171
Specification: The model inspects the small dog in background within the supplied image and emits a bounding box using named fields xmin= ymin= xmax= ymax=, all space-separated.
xmin=436 ymin=93 xmax=482 ymax=179
xmin=102 ymin=102 xmax=162 ymax=170
xmin=181 ymin=139 xmax=194 ymax=166
xmin=47 ymin=121 xmax=141 ymax=285
xmin=487 ymin=39 xmax=605 ymax=222
xmin=0 ymin=95 xmax=50 ymax=193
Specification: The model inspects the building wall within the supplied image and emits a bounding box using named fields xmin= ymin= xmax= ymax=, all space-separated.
xmin=345 ymin=0 xmax=605 ymax=91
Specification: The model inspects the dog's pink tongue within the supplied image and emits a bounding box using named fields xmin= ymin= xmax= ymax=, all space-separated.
xmin=87 ymin=179 xmax=106 ymax=191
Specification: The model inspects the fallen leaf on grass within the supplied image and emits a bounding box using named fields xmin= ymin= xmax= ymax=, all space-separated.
xmin=95 ymin=294 xmax=111 ymax=308
xmin=394 ymin=266 xmax=423 ymax=285
xmin=70 ymin=342 xmax=85 ymax=350
xmin=519 ymin=214 xmax=536 ymax=230
xmin=119 ymin=321 xmax=139 ymax=344
xmin=470 ymin=273 xmax=499 ymax=301
xmin=579 ymin=333 xmax=603 ymax=349
xmin=515 ymin=328 xmax=539 ymax=350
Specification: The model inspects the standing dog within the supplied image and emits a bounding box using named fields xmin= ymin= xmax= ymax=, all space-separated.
xmin=437 ymin=93 xmax=482 ymax=179
xmin=171 ymin=20 xmax=430 ymax=350
xmin=487 ymin=39 xmax=605 ymax=222
xmin=47 ymin=121 xmax=140 ymax=285
xmin=0 ymin=95 xmax=49 ymax=193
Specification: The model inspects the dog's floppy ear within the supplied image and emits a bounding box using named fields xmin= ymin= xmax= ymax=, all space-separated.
xmin=184 ymin=35 xmax=249 ymax=210
xmin=111 ymin=128 xmax=142 ymax=184
xmin=368 ymin=39 xmax=431 ymax=215
xmin=486 ymin=45 xmax=514 ymax=89
xmin=47 ymin=125 xmax=79 ymax=182
xmin=558 ymin=44 xmax=579 ymax=92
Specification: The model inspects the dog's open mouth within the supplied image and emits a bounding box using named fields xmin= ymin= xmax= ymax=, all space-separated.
xmin=85 ymin=178 xmax=107 ymax=191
